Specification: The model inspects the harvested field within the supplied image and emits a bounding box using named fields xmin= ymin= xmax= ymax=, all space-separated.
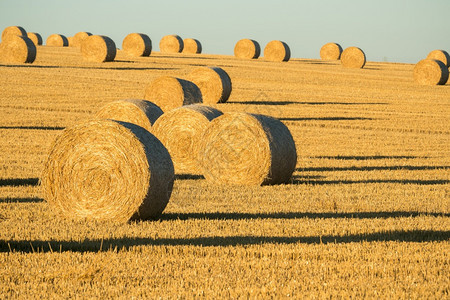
xmin=0 ymin=46 xmax=449 ymax=298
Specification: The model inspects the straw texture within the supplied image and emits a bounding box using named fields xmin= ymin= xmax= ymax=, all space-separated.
xmin=187 ymin=66 xmax=232 ymax=104
xmin=426 ymin=50 xmax=450 ymax=68
xmin=81 ymin=35 xmax=116 ymax=62
xmin=0 ymin=35 xmax=36 ymax=64
xmin=182 ymin=38 xmax=202 ymax=54
xmin=46 ymin=34 xmax=68 ymax=47
xmin=413 ymin=59 xmax=449 ymax=86
xmin=96 ymin=99 xmax=163 ymax=132
xmin=1 ymin=26 xmax=26 ymax=41
xmin=152 ymin=105 xmax=223 ymax=174
xmin=72 ymin=31 xmax=92 ymax=48
xmin=159 ymin=35 xmax=183 ymax=53
xmin=263 ymin=40 xmax=290 ymax=62
xmin=341 ymin=47 xmax=366 ymax=68
xmin=144 ymin=76 xmax=202 ymax=112
xmin=122 ymin=33 xmax=152 ymax=57
xmin=320 ymin=42 xmax=343 ymax=60
xmin=234 ymin=39 xmax=260 ymax=59
xmin=41 ymin=119 xmax=174 ymax=222
xmin=198 ymin=112 xmax=297 ymax=185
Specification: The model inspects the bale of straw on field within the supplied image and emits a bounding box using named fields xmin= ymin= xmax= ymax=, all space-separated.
xmin=67 ymin=36 xmax=74 ymax=46
xmin=187 ymin=66 xmax=232 ymax=104
xmin=182 ymin=38 xmax=202 ymax=54
xmin=159 ymin=34 xmax=183 ymax=53
xmin=197 ymin=112 xmax=297 ymax=185
xmin=144 ymin=76 xmax=202 ymax=112
xmin=152 ymin=105 xmax=223 ymax=174
xmin=95 ymin=99 xmax=163 ymax=132
xmin=413 ymin=59 xmax=449 ymax=86
xmin=46 ymin=34 xmax=68 ymax=47
xmin=1 ymin=26 xmax=26 ymax=41
xmin=320 ymin=42 xmax=343 ymax=60
xmin=0 ymin=35 xmax=36 ymax=64
xmin=27 ymin=32 xmax=43 ymax=46
xmin=341 ymin=47 xmax=366 ymax=68
xmin=234 ymin=39 xmax=260 ymax=59
xmin=81 ymin=35 xmax=116 ymax=62
xmin=122 ymin=33 xmax=152 ymax=57
xmin=426 ymin=50 xmax=450 ymax=68
xmin=264 ymin=40 xmax=290 ymax=62
xmin=72 ymin=31 xmax=92 ymax=48
xmin=40 ymin=119 xmax=175 ymax=222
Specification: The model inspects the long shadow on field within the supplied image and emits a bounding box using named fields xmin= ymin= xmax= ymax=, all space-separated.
xmin=0 ymin=197 xmax=43 ymax=203
xmin=2 ymin=230 xmax=449 ymax=253
xmin=0 ymin=64 xmax=179 ymax=71
xmin=229 ymin=101 xmax=296 ymax=105
xmin=297 ymin=165 xmax=450 ymax=172
xmin=0 ymin=126 xmax=64 ymax=130
xmin=295 ymin=101 xmax=388 ymax=105
xmin=314 ymin=155 xmax=422 ymax=160
xmin=292 ymin=178 xmax=450 ymax=185
xmin=279 ymin=117 xmax=374 ymax=121
xmin=0 ymin=178 xmax=39 ymax=187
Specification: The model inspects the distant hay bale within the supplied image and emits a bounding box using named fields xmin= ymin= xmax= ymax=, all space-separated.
xmin=1 ymin=26 xmax=26 ymax=41
xmin=182 ymin=38 xmax=202 ymax=54
xmin=46 ymin=34 xmax=68 ymax=47
xmin=152 ymin=105 xmax=223 ymax=174
xmin=27 ymin=32 xmax=43 ymax=46
xmin=263 ymin=40 xmax=291 ymax=62
xmin=341 ymin=47 xmax=366 ymax=68
xmin=67 ymin=36 xmax=74 ymax=46
xmin=187 ymin=66 xmax=232 ymax=104
xmin=426 ymin=50 xmax=450 ymax=68
xmin=122 ymin=33 xmax=152 ymax=57
xmin=41 ymin=119 xmax=175 ymax=222
xmin=72 ymin=31 xmax=92 ymax=48
xmin=81 ymin=35 xmax=116 ymax=62
xmin=198 ymin=112 xmax=297 ymax=185
xmin=95 ymin=99 xmax=163 ymax=132
xmin=413 ymin=59 xmax=449 ymax=86
xmin=0 ymin=35 xmax=36 ymax=64
xmin=234 ymin=39 xmax=260 ymax=59
xmin=159 ymin=35 xmax=183 ymax=53
xmin=320 ymin=42 xmax=343 ymax=60
xmin=144 ymin=76 xmax=202 ymax=112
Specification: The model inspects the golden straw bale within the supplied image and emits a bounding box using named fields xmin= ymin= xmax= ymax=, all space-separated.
xmin=320 ymin=42 xmax=343 ymax=60
xmin=159 ymin=34 xmax=183 ymax=53
xmin=122 ymin=33 xmax=152 ymax=57
xmin=263 ymin=40 xmax=291 ymax=62
xmin=96 ymin=99 xmax=163 ymax=132
xmin=426 ymin=50 xmax=450 ymax=68
xmin=144 ymin=76 xmax=202 ymax=112
xmin=182 ymin=38 xmax=202 ymax=54
xmin=81 ymin=35 xmax=116 ymax=62
xmin=413 ymin=59 xmax=449 ymax=86
xmin=67 ymin=36 xmax=74 ymax=46
xmin=27 ymin=32 xmax=43 ymax=46
xmin=46 ymin=34 xmax=68 ymax=47
xmin=341 ymin=46 xmax=366 ymax=68
xmin=1 ymin=26 xmax=26 ymax=41
xmin=0 ymin=35 xmax=36 ymax=64
xmin=152 ymin=105 xmax=223 ymax=174
xmin=187 ymin=66 xmax=232 ymax=104
xmin=72 ymin=31 xmax=92 ymax=48
xmin=234 ymin=38 xmax=260 ymax=59
xmin=198 ymin=112 xmax=297 ymax=185
xmin=41 ymin=119 xmax=175 ymax=222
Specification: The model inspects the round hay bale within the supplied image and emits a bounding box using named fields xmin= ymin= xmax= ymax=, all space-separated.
xmin=159 ymin=34 xmax=183 ymax=53
xmin=413 ymin=59 xmax=449 ymax=86
xmin=27 ymin=32 xmax=43 ymax=46
xmin=1 ymin=26 xmax=26 ymax=41
xmin=67 ymin=36 xmax=74 ymax=46
xmin=426 ymin=50 xmax=450 ymax=68
xmin=122 ymin=33 xmax=152 ymax=57
xmin=81 ymin=35 xmax=116 ymax=62
xmin=198 ymin=112 xmax=297 ymax=185
xmin=341 ymin=46 xmax=366 ymax=68
xmin=320 ymin=42 xmax=343 ymax=60
xmin=186 ymin=66 xmax=232 ymax=104
xmin=182 ymin=38 xmax=202 ymax=54
xmin=0 ymin=35 xmax=36 ymax=64
xmin=144 ymin=76 xmax=202 ymax=112
xmin=46 ymin=34 xmax=68 ymax=47
xmin=41 ymin=119 xmax=175 ymax=222
xmin=95 ymin=99 xmax=163 ymax=132
xmin=152 ymin=105 xmax=223 ymax=174
xmin=72 ymin=31 xmax=92 ymax=48
xmin=234 ymin=38 xmax=260 ymax=59
xmin=264 ymin=40 xmax=290 ymax=62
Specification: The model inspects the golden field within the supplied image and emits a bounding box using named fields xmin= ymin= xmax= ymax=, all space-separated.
xmin=0 ymin=46 xmax=449 ymax=298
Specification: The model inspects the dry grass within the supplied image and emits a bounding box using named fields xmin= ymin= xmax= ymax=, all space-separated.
xmin=0 ymin=46 xmax=449 ymax=298
xmin=80 ymin=35 xmax=116 ymax=62
xmin=0 ymin=35 xmax=36 ymax=64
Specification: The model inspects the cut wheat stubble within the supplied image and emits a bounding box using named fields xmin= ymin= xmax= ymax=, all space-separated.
xmin=182 ymin=38 xmax=202 ymax=54
xmin=341 ymin=47 xmax=366 ymax=69
xmin=320 ymin=42 xmax=343 ymax=60
xmin=122 ymin=33 xmax=152 ymax=57
xmin=159 ymin=35 xmax=183 ymax=53
xmin=234 ymin=39 xmax=260 ymax=59
xmin=0 ymin=35 xmax=36 ymax=64
xmin=187 ymin=66 xmax=232 ymax=104
xmin=81 ymin=35 xmax=116 ymax=62
xmin=413 ymin=59 xmax=449 ymax=86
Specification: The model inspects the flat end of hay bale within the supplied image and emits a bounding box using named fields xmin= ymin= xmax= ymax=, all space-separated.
xmin=27 ymin=32 xmax=43 ymax=46
xmin=234 ymin=39 xmax=261 ymax=59
xmin=320 ymin=42 xmax=343 ymax=60
xmin=46 ymin=34 xmax=68 ymax=47
xmin=182 ymin=38 xmax=202 ymax=54
xmin=0 ymin=35 xmax=36 ymax=64
xmin=187 ymin=66 xmax=232 ymax=104
xmin=122 ymin=33 xmax=152 ymax=57
xmin=413 ymin=59 xmax=449 ymax=86
xmin=1 ymin=26 xmax=27 ymax=42
xmin=81 ymin=35 xmax=116 ymax=62
xmin=72 ymin=31 xmax=92 ymax=48
xmin=264 ymin=40 xmax=290 ymax=62
xmin=427 ymin=50 xmax=450 ymax=68
xmin=341 ymin=47 xmax=366 ymax=68
xmin=159 ymin=35 xmax=183 ymax=53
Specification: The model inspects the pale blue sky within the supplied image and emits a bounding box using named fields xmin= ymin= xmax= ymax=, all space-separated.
xmin=1 ymin=0 xmax=449 ymax=63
